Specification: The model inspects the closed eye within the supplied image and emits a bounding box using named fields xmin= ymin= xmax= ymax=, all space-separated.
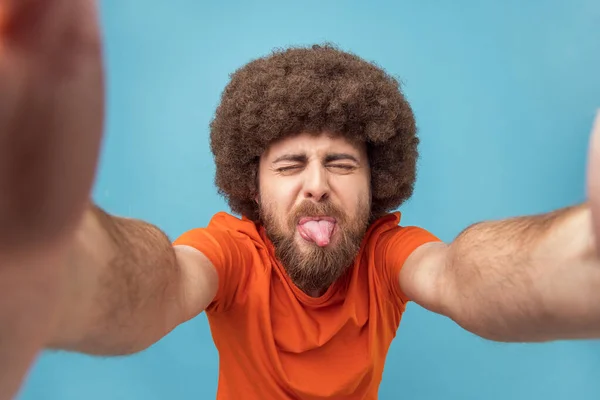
xmin=328 ymin=164 xmax=354 ymax=169
xmin=275 ymin=165 xmax=303 ymax=174
xmin=327 ymin=164 xmax=357 ymax=171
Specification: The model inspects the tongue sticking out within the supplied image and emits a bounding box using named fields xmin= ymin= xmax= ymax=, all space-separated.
xmin=298 ymin=220 xmax=335 ymax=247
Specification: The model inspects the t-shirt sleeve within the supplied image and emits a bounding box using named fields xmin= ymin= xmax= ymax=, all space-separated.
xmin=376 ymin=225 xmax=442 ymax=305
xmin=172 ymin=220 xmax=256 ymax=313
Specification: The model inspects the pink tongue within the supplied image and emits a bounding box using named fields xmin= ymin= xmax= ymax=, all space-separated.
xmin=299 ymin=220 xmax=335 ymax=247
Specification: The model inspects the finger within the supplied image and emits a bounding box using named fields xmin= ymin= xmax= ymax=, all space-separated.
xmin=1 ymin=0 xmax=65 ymax=51
xmin=587 ymin=109 xmax=600 ymax=252
xmin=0 ymin=0 xmax=104 ymax=248
xmin=0 ymin=0 xmax=99 ymax=57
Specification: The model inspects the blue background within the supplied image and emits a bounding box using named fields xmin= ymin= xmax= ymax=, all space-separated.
xmin=17 ymin=0 xmax=600 ymax=399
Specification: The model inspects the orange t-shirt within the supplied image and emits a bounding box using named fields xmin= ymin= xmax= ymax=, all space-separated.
xmin=173 ymin=211 xmax=440 ymax=399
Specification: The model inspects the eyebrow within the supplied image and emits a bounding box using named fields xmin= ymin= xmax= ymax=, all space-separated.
xmin=323 ymin=153 xmax=360 ymax=163
xmin=272 ymin=154 xmax=307 ymax=164
xmin=272 ymin=153 xmax=360 ymax=164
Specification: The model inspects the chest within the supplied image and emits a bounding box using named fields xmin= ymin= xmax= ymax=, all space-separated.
xmin=207 ymin=258 xmax=403 ymax=399
xmin=251 ymin=262 xmax=399 ymax=377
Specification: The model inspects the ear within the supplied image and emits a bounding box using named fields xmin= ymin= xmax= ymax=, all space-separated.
xmin=587 ymin=110 xmax=600 ymax=253
xmin=253 ymin=162 xmax=261 ymax=204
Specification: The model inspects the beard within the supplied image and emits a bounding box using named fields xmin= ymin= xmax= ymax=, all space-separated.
xmin=259 ymin=198 xmax=371 ymax=296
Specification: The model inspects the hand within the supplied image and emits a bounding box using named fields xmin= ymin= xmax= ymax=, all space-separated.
xmin=0 ymin=0 xmax=105 ymax=252
xmin=588 ymin=110 xmax=600 ymax=254
xmin=0 ymin=1 xmax=105 ymax=398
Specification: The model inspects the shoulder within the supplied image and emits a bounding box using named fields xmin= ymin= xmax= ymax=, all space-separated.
xmin=174 ymin=212 xmax=261 ymax=244
xmin=172 ymin=213 xmax=265 ymax=313
xmin=206 ymin=211 xmax=260 ymax=233
xmin=364 ymin=212 xmax=441 ymax=252
xmin=363 ymin=212 xmax=444 ymax=302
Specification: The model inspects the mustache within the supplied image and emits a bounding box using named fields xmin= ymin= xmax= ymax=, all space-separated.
xmin=289 ymin=201 xmax=346 ymax=225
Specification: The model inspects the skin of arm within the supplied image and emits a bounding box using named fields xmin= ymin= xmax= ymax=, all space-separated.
xmin=401 ymin=112 xmax=600 ymax=342
xmin=401 ymin=203 xmax=600 ymax=342
xmin=47 ymin=205 xmax=219 ymax=355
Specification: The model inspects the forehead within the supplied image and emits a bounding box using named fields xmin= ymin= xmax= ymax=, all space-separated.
xmin=262 ymin=132 xmax=366 ymax=160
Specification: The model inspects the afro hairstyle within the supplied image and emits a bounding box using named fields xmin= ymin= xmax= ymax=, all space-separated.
xmin=209 ymin=44 xmax=419 ymax=222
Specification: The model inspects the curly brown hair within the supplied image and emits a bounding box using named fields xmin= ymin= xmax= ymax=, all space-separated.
xmin=209 ymin=44 xmax=419 ymax=222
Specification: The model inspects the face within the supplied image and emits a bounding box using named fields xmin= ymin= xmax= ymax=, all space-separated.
xmin=258 ymin=132 xmax=372 ymax=297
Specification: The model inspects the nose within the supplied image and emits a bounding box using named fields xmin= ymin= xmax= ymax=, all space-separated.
xmin=303 ymin=164 xmax=330 ymax=202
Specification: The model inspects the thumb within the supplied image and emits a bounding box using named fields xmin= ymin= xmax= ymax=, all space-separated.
xmin=0 ymin=0 xmax=99 ymax=53
xmin=587 ymin=109 xmax=600 ymax=252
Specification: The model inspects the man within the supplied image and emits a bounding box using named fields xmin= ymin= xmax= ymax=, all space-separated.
xmin=1 ymin=1 xmax=599 ymax=399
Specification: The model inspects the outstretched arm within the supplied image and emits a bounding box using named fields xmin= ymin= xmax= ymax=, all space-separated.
xmin=402 ymin=203 xmax=599 ymax=342
xmin=400 ymin=112 xmax=600 ymax=342
xmin=0 ymin=2 xmax=218 ymax=398
xmin=49 ymin=205 xmax=218 ymax=355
